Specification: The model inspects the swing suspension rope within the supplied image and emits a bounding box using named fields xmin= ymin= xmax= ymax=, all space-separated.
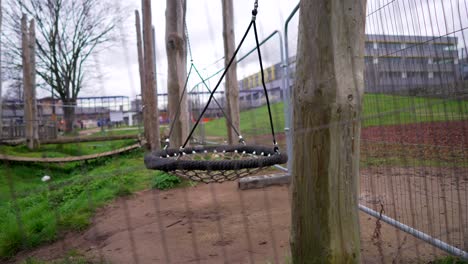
xmin=182 ymin=0 xmax=278 ymax=151
xmin=165 ymin=20 xmax=245 ymax=149
xmin=145 ymin=0 xmax=287 ymax=183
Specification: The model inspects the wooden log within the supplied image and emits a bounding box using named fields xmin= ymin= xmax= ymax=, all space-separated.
xmin=165 ymin=0 xmax=188 ymax=148
xmin=221 ymin=0 xmax=240 ymax=145
xmin=40 ymin=134 xmax=139 ymax=144
xmin=238 ymin=173 xmax=290 ymax=190
xmin=141 ymin=0 xmax=160 ymax=151
xmin=0 ymin=143 xmax=141 ymax=163
xmin=290 ymin=0 xmax=366 ymax=263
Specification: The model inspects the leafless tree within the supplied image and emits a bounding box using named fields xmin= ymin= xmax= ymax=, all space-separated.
xmin=2 ymin=0 xmax=123 ymax=132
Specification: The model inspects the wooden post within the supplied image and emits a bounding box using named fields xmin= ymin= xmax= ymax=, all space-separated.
xmin=141 ymin=0 xmax=160 ymax=151
xmin=29 ymin=19 xmax=39 ymax=146
xmin=21 ymin=15 xmax=38 ymax=149
xmin=290 ymin=0 xmax=366 ymax=263
xmin=221 ymin=0 xmax=240 ymax=145
xmin=135 ymin=10 xmax=149 ymax=144
xmin=165 ymin=0 xmax=188 ymax=148
xmin=0 ymin=0 xmax=3 ymax=139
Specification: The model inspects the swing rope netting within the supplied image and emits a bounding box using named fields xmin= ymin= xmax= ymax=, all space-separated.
xmin=145 ymin=0 xmax=287 ymax=183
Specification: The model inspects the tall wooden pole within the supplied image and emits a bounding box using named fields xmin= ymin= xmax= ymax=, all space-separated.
xmin=290 ymin=0 xmax=366 ymax=263
xmin=0 ymin=0 xmax=3 ymax=139
xmin=29 ymin=19 xmax=39 ymax=146
xmin=141 ymin=0 xmax=160 ymax=151
xmin=135 ymin=10 xmax=150 ymax=143
xmin=21 ymin=15 xmax=38 ymax=149
xmin=166 ymin=0 xmax=188 ymax=148
xmin=221 ymin=0 xmax=240 ymax=145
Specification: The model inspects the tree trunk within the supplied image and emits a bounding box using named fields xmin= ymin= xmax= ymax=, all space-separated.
xmin=221 ymin=0 xmax=240 ymax=145
xmin=166 ymin=0 xmax=188 ymax=148
xmin=290 ymin=0 xmax=366 ymax=263
xmin=62 ymin=99 xmax=76 ymax=133
xmin=141 ymin=0 xmax=160 ymax=151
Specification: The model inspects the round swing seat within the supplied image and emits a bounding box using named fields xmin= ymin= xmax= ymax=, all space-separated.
xmin=144 ymin=145 xmax=288 ymax=183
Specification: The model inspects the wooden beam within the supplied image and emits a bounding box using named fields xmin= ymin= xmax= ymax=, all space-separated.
xmin=290 ymin=0 xmax=366 ymax=263
xmin=221 ymin=0 xmax=240 ymax=145
xmin=166 ymin=0 xmax=188 ymax=148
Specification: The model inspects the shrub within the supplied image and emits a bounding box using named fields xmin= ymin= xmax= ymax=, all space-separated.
xmin=152 ymin=173 xmax=181 ymax=190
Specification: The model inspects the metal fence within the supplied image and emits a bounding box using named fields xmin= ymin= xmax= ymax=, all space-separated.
xmin=0 ymin=0 xmax=467 ymax=263
xmin=283 ymin=1 xmax=468 ymax=262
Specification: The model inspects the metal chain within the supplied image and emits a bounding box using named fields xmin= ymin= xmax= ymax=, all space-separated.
xmin=185 ymin=23 xmax=193 ymax=62
xmin=252 ymin=0 xmax=258 ymax=20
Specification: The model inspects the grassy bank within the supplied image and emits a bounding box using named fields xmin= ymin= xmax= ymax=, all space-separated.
xmin=0 ymin=147 xmax=183 ymax=259
xmin=204 ymin=93 xmax=467 ymax=137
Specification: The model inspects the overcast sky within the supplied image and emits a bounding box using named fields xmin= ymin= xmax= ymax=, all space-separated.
xmin=72 ymin=0 xmax=298 ymax=101
xmin=34 ymin=0 xmax=468 ymax=100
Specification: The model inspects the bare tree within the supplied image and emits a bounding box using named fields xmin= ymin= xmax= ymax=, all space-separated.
xmin=290 ymin=0 xmax=366 ymax=263
xmin=2 ymin=0 xmax=123 ymax=132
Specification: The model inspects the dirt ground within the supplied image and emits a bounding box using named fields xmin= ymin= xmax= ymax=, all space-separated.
xmin=13 ymin=180 xmax=452 ymax=264
xmin=361 ymin=121 xmax=467 ymax=148
xmin=11 ymin=121 xmax=467 ymax=263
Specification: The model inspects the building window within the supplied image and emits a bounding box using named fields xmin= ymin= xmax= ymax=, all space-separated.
xmin=402 ymin=72 xmax=407 ymax=78
xmin=373 ymin=57 xmax=379 ymax=64
xmin=428 ymin=72 xmax=434 ymax=79
xmin=433 ymin=58 xmax=454 ymax=64
xmin=380 ymin=42 xmax=402 ymax=50
xmin=365 ymin=42 xmax=374 ymax=50
xmin=382 ymin=57 xmax=402 ymax=64
xmin=406 ymin=57 xmax=428 ymax=65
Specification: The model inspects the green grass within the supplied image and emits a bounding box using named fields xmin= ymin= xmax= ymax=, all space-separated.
xmin=204 ymin=93 xmax=467 ymax=137
xmin=0 ymin=148 xmax=187 ymax=259
xmin=429 ymin=256 xmax=468 ymax=264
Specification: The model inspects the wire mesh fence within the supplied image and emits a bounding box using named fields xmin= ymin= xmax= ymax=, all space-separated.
xmin=0 ymin=0 xmax=467 ymax=263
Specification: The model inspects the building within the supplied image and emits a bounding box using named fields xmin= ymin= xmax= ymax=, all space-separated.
xmin=364 ymin=34 xmax=460 ymax=94
xmin=237 ymin=34 xmax=460 ymax=97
